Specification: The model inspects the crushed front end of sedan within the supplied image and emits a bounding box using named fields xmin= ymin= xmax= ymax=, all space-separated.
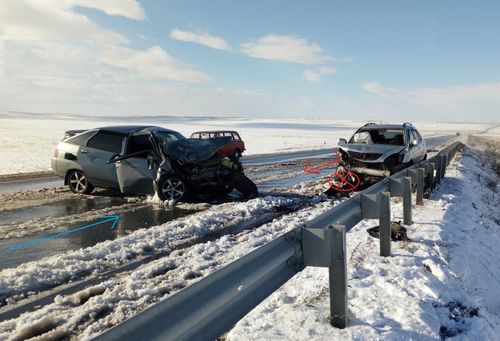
xmin=52 ymin=126 xmax=258 ymax=201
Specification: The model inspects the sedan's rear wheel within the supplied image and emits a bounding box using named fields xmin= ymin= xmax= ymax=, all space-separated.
xmin=67 ymin=170 xmax=94 ymax=194
xmin=157 ymin=176 xmax=190 ymax=201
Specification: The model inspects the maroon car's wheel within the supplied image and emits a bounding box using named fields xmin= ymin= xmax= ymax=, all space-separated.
xmin=67 ymin=170 xmax=94 ymax=194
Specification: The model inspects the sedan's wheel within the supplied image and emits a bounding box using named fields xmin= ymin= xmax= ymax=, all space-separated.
xmin=158 ymin=176 xmax=189 ymax=201
xmin=67 ymin=170 xmax=94 ymax=194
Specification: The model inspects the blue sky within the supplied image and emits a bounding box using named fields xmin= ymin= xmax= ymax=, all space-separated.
xmin=1 ymin=0 xmax=499 ymax=122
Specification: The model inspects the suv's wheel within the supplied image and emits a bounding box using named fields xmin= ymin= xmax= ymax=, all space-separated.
xmin=67 ymin=170 xmax=94 ymax=194
xmin=157 ymin=176 xmax=190 ymax=201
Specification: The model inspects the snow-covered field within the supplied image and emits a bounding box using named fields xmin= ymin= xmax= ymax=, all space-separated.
xmin=0 ymin=111 xmax=495 ymax=175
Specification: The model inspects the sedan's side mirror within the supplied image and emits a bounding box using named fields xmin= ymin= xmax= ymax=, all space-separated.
xmin=337 ymin=138 xmax=347 ymax=146
xmin=107 ymin=153 xmax=121 ymax=164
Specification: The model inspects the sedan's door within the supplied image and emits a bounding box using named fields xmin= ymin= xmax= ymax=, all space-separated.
xmin=78 ymin=131 xmax=125 ymax=188
xmin=115 ymin=133 xmax=156 ymax=195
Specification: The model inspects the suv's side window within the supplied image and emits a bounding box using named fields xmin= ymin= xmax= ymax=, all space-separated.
xmin=87 ymin=132 xmax=125 ymax=153
xmin=414 ymin=130 xmax=423 ymax=142
xmin=410 ymin=130 xmax=419 ymax=146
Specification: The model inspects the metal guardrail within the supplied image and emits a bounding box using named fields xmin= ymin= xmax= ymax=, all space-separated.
xmin=95 ymin=142 xmax=464 ymax=341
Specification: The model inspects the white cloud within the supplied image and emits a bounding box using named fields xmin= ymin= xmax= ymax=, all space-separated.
xmin=363 ymin=81 xmax=500 ymax=121
xmin=170 ymin=28 xmax=230 ymax=51
xmin=99 ymin=45 xmax=211 ymax=83
xmin=304 ymin=66 xmax=337 ymax=83
xmin=0 ymin=0 xmax=145 ymax=44
xmin=240 ymin=34 xmax=334 ymax=65
xmin=72 ymin=0 xmax=146 ymax=20
xmin=319 ymin=66 xmax=337 ymax=74
xmin=0 ymin=40 xmax=319 ymax=117
xmin=304 ymin=69 xmax=320 ymax=83
xmin=363 ymin=81 xmax=500 ymax=105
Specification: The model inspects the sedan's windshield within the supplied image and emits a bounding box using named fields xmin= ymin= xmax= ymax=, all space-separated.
xmin=154 ymin=131 xmax=185 ymax=145
xmin=349 ymin=128 xmax=405 ymax=145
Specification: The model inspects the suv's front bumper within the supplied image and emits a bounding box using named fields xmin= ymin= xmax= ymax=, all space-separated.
xmin=350 ymin=167 xmax=390 ymax=178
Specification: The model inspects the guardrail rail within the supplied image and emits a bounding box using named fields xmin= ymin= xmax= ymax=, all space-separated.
xmin=96 ymin=142 xmax=464 ymax=341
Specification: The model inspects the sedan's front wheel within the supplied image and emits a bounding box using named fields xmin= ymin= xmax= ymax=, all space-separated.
xmin=157 ymin=176 xmax=190 ymax=201
xmin=67 ymin=170 xmax=94 ymax=194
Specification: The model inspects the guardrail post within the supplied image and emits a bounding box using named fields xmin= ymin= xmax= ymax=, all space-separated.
xmin=442 ymin=154 xmax=448 ymax=177
xmin=416 ymin=168 xmax=425 ymax=205
xmin=329 ymin=224 xmax=347 ymax=329
xmin=362 ymin=193 xmax=391 ymax=257
xmin=402 ymin=176 xmax=412 ymax=225
xmin=379 ymin=192 xmax=391 ymax=257
xmin=428 ymin=162 xmax=435 ymax=191
xmin=435 ymin=156 xmax=442 ymax=184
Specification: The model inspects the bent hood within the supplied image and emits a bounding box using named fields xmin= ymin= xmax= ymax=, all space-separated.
xmin=343 ymin=143 xmax=406 ymax=162
xmin=162 ymin=137 xmax=231 ymax=162
xmin=344 ymin=144 xmax=405 ymax=154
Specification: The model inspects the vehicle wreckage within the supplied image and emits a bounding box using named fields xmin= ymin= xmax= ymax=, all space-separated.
xmin=52 ymin=126 xmax=258 ymax=201
xmin=325 ymin=123 xmax=427 ymax=195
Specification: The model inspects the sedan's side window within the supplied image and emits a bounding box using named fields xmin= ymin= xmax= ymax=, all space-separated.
xmin=87 ymin=132 xmax=125 ymax=153
xmin=127 ymin=134 xmax=153 ymax=158
xmin=65 ymin=131 xmax=96 ymax=146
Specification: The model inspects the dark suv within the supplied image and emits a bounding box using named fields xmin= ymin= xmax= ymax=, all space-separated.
xmin=337 ymin=122 xmax=427 ymax=179
xmin=51 ymin=126 xmax=258 ymax=200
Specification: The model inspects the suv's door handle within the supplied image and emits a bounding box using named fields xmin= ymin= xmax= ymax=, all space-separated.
xmin=80 ymin=149 xmax=89 ymax=154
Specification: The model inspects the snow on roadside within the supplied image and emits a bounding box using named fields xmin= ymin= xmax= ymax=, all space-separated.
xmin=0 ymin=196 xmax=305 ymax=304
xmin=227 ymin=147 xmax=500 ymax=340
xmin=0 ymin=197 xmax=339 ymax=340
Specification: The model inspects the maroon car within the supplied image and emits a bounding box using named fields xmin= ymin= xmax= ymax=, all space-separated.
xmin=190 ymin=130 xmax=245 ymax=160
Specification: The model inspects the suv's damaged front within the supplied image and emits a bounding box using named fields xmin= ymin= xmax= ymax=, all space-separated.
xmin=338 ymin=126 xmax=410 ymax=183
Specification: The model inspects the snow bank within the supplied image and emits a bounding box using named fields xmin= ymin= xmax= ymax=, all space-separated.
xmin=0 ymin=196 xmax=304 ymax=304
xmin=227 ymin=147 xmax=500 ymax=340
xmin=0 ymin=197 xmax=338 ymax=339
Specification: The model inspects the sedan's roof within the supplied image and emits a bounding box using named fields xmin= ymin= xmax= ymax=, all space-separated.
xmin=97 ymin=125 xmax=179 ymax=134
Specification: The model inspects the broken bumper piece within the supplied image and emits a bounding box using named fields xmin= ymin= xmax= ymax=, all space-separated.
xmin=349 ymin=167 xmax=390 ymax=178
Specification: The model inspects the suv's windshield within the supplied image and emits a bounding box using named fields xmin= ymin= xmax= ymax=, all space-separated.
xmin=350 ymin=128 xmax=405 ymax=146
